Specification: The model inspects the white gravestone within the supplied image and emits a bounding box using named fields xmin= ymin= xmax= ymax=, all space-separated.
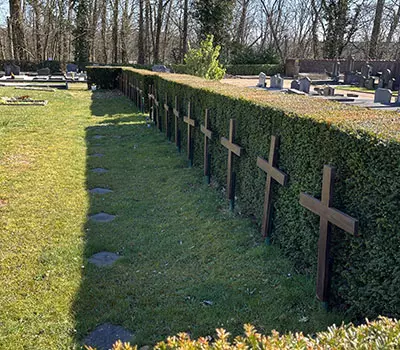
xmin=258 ymin=72 xmax=267 ymax=88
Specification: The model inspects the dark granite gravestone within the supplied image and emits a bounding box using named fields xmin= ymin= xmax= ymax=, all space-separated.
xmin=89 ymin=188 xmax=113 ymax=194
xmin=91 ymin=168 xmax=108 ymax=173
xmin=37 ymin=67 xmax=51 ymax=75
xmin=152 ymin=65 xmax=170 ymax=73
xmin=290 ymin=80 xmax=300 ymax=90
xmin=67 ymin=63 xmax=78 ymax=72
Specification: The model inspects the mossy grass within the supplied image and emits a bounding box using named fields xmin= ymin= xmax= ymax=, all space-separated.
xmin=1 ymin=85 xmax=345 ymax=347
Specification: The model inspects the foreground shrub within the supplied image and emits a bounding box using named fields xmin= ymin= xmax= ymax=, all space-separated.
xmin=102 ymin=317 xmax=400 ymax=349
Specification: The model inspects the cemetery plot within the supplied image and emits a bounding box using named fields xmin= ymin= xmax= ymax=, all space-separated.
xmin=1 ymin=95 xmax=48 ymax=105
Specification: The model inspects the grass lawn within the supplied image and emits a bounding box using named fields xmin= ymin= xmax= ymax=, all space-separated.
xmin=0 ymin=84 xmax=346 ymax=348
xmin=340 ymin=85 xmax=399 ymax=96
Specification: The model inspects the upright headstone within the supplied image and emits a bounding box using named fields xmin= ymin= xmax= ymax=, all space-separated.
xmin=67 ymin=63 xmax=78 ymax=72
xmin=299 ymin=77 xmax=311 ymax=93
xmin=290 ymin=80 xmax=300 ymax=90
xmin=346 ymin=55 xmax=355 ymax=73
xmin=37 ymin=67 xmax=51 ymax=75
xmin=332 ymin=60 xmax=340 ymax=81
xmin=365 ymin=77 xmax=374 ymax=90
xmin=270 ymin=75 xmax=277 ymax=88
xmin=11 ymin=63 xmax=20 ymax=75
xmin=323 ymin=86 xmax=335 ymax=96
xmin=382 ymin=69 xmax=392 ymax=88
xmin=3 ymin=63 xmax=11 ymax=76
xmin=152 ymin=65 xmax=170 ymax=73
xmin=388 ymin=78 xmax=395 ymax=90
xmin=374 ymin=88 xmax=392 ymax=104
xmin=276 ymin=74 xmax=284 ymax=89
xmin=258 ymin=72 xmax=267 ymax=88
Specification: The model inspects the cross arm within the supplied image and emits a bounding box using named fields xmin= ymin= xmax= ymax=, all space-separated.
xmin=184 ymin=116 xmax=196 ymax=127
xmin=257 ymin=156 xmax=287 ymax=186
xmin=300 ymin=193 xmax=358 ymax=234
xmin=201 ymin=125 xmax=212 ymax=139
xmin=221 ymin=137 xmax=241 ymax=156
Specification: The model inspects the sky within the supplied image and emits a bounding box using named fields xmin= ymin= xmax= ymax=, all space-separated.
xmin=0 ymin=0 xmax=8 ymax=27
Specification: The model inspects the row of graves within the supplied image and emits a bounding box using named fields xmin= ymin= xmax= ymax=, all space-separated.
xmin=257 ymin=70 xmax=400 ymax=111
xmin=118 ymin=75 xmax=359 ymax=308
xmin=0 ymin=62 xmax=87 ymax=90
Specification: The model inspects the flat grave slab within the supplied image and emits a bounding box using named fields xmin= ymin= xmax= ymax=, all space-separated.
xmin=89 ymin=153 xmax=104 ymax=157
xmin=88 ymin=252 xmax=120 ymax=267
xmin=93 ymin=135 xmax=105 ymax=139
xmin=91 ymin=168 xmax=108 ymax=173
xmin=89 ymin=212 xmax=116 ymax=222
xmin=89 ymin=188 xmax=113 ymax=194
xmin=83 ymin=323 xmax=133 ymax=349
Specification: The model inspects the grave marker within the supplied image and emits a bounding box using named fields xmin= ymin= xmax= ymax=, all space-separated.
xmin=290 ymin=80 xmax=300 ymax=90
xmin=200 ymin=109 xmax=213 ymax=184
xmin=221 ymin=119 xmax=242 ymax=210
xmin=183 ymin=101 xmax=196 ymax=167
xmin=164 ymin=94 xmax=171 ymax=140
xmin=258 ymin=72 xmax=266 ymax=88
xmin=299 ymin=165 xmax=358 ymax=304
xmin=299 ymin=77 xmax=311 ymax=93
xmin=374 ymin=88 xmax=392 ymax=104
xmin=173 ymin=96 xmax=181 ymax=151
xmin=256 ymin=136 xmax=288 ymax=244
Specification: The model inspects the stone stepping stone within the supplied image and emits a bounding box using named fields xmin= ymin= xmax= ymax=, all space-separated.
xmin=91 ymin=168 xmax=108 ymax=174
xmin=93 ymin=135 xmax=105 ymax=139
xmin=89 ymin=212 xmax=116 ymax=222
xmin=84 ymin=323 xmax=133 ymax=349
xmin=88 ymin=252 xmax=120 ymax=267
xmin=89 ymin=188 xmax=113 ymax=194
xmin=90 ymin=153 xmax=104 ymax=157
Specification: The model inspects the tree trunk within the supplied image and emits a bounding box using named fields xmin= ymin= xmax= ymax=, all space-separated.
xmin=386 ymin=4 xmax=400 ymax=45
xmin=369 ymin=0 xmax=385 ymax=58
xmin=181 ymin=0 xmax=188 ymax=62
xmin=153 ymin=0 xmax=164 ymax=63
xmin=101 ymin=0 xmax=108 ymax=63
xmin=138 ymin=0 xmax=145 ymax=64
xmin=162 ymin=0 xmax=172 ymax=62
xmin=237 ymin=0 xmax=249 ymax=45
xmin=112 ymin=0 xmax=119 ymax=63
xmin=9 ymin=0 xmax=26 ymax=60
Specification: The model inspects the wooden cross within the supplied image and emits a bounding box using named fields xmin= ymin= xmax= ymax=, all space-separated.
xmin=257 ymin=135 xmax=288 ymax=244
xmin=183 ymin=101 xmax=196 ymax=167
xmin=200 ymin=109 xmax=212 ymax=183
xmin=153 ymin=90 xmax=160 ymax=129
xmin=221 ymin=119 xmax=242 ymax=210
xmin=300 ymin=165 xmax=358 ymax=303
xmin=163 ymin=95 xmax=170 ymax=140
xmin=173 ymin=96 xmax=181 ymax=151
xmin=148 ymin=85 xmax=154 ymax=122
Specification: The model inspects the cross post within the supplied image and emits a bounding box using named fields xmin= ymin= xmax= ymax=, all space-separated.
xmin=153 ymin=89 xmax=160 ymax=129
xmin=200 ymin=109 xmax=212 ymax=184
xmin=164 ymin=95 xmax=170 ymax=140
xmin=148 ymin=85 xmax=154 ymax=121
xmin=183 ymin=101 xmax=196 ymax=167
xmin=173 ymin=96 xmax=181 ymax=151
xmin=221 ymin=119 xmax=242 ymax=210
xmin=299 ymin=165 xmax=358 ymax=305
xmin=256 ymin=135 xmax=288 ymax=245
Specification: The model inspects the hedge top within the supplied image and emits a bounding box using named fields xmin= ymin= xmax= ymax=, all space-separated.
xmin=89 ymin=66 xmax=400 ymax=143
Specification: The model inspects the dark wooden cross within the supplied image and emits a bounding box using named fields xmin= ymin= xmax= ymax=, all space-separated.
xmin=257 ymin=135 xmax=288 ymax=244
xmin=163 ymin=95 xmax=170 ymax=140
xmin=148 ymin=85 xmax=154 ymax=122
xmin=173 ymin=96 xmax=181 ymax=151
xmin=153 ymin=90 xmax=160 ymax=129
xmin=300 ymin=165 xmax=358 ymax=304
xmin=183 ymin=101 xmax=196 ymax=167
xmin=221 ymin=119 xmax=242 ymax=210
xmin=200 ymin=109 xmax=212 ymax=184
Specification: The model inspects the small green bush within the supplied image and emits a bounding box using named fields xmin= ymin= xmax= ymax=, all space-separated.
xmin=102 ymin=317 xmax=400 ymax=349
xmin=184 ymin=35 xmax=226 ymax=80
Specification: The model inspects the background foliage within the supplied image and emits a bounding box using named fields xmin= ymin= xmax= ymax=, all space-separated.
xmin=87 ymin=66 xmax=400 ymax=319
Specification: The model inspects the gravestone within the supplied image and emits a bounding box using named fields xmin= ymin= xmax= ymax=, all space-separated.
xmin=290 ymin=80 xmax=300 ymax=90
xmin=89 ymin=212 xmax=116 ymax=222
xmin=67 ymin=63 xmax=78 ymax=72
xmin=323 ymin=86 xmax=335 ymax=96
xmin=346 ymin=55 xmax=355 ymax=73
xmin=88 ymin=252 xmax=120 ymax=267
xmin=37 ymin=67 xmax=51 ymax=75
xmin=276 ymin=74 xmax=284 ymax=89
xmin=382 ymin=69 xmax=392 ymax=87
xmin=258 ymin=72 xmax=266 ymax=88
xmin=361 ymin=64 xmax=372 ymax=79
xmin=365 ymin=77 xmax=374 ymax=90
xmin=152 ymin=65 xmax=170 ymax=73
xmin=388 ymin=78 xmax=395 ymax=91
xmin=89 ymin=188 xmax=113 ymax=194
xmin=11 ymin=63 xmax=20 ymax=75
xmin=374 ymin=88 xmax=392 ymax=104
xmin=3 ymin=63 xmax=11 ymax=76
xmin=270 ymin=75 xmax=276 ymax=88
xmin=299 ymin=77 xmax=311 ymax=93
xmin=332 ymin=60 xmax=340 ymax=81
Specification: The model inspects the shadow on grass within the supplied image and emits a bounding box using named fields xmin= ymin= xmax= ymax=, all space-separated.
xmin=72 ymin=90 xmax=346 ymax=349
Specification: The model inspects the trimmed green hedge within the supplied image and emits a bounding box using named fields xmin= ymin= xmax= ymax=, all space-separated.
xmin=87 ymin=67 xmax=400 ymax=319
xmin=170 ymin=63 xmax=283 ymax=76
xmin=109 ymin=317 xmax=400 ymax=349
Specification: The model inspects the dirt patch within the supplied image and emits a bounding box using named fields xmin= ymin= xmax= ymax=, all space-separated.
xmin=0 ymin=199 xmax=8 ymax=207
